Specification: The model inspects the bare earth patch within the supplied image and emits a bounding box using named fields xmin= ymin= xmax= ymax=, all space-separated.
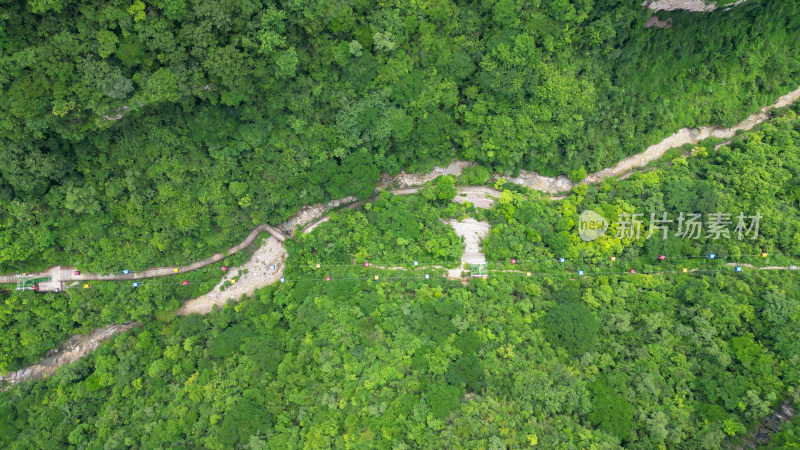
xmin=644 ymin=0 xmax=716 ymax=12
xmin=644 ymin=0 xmax=750 ymax=12
xmin=177 ymin=236 xmax=287 ymax=315
xmin=453 ymin=186 xmax=502 ymax=209
xmin=446 ymin=218 xmax=492 ymax=266
xmin=378 ymin=161 xmax=472 ymax=189
xmin=645 ymin=16 xmax=673 ymax=28
xmin=279 ymin=196 xmax=358 ymax=236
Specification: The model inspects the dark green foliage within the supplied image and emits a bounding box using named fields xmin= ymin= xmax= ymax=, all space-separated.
xmin=0 ymin=402 xmax=19 ymax=443
xmin=543 ymin=302 xmax=600 ymax=356
xmin=219 ymin=397 xmax=273 ymax=445
xmin=207 ymin=324 xmax=255 ymax=358
xmin=426 ymin=383 xmax=462 ymax=420
xmin=588 ymin=375 xmax=634 ymax=441
xmin=445 ymin=354 xmax=485 ymax=393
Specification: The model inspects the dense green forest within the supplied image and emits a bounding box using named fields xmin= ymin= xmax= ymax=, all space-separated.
xmin=1 ymin=0 xmax=799 ymax=275
xmin=2 ymin=105 xmax=800 ymax=447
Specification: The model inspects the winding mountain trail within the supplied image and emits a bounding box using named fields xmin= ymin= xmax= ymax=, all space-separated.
xmin=508 ymin=85 xmax=800 ymax=194
xmin=0 ymin=225 xmax=287 ymax=291
xmin=2 ymin=84 xmax=799 ymax=388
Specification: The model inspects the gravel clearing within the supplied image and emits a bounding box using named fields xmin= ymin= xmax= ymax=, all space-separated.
xmin=280 ymin=196 xmax=359 ymax=236
xmin=177 ymin=236 xmax=287 ymax=315
xmin=453 ymin=186 xmax=502 ymax=209
xmin=644 ymin=0 xmax=716 ymax=11
xmin=378 ymin=161 xmax=472 ymax=189
xmin=644 ymin=0 xmax=749 ymax=11
xmin=446 ymin=218 xmax=492 ymax=266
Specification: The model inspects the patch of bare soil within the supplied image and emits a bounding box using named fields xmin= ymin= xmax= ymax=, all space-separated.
xmin=378 ymin=161 xmax=472 ymax=189
xmin=446 ymin=218 xmax=492 ymax=266
xmin=644 ymin=0 xmax=716 ymax=12
xmin=177 ymin=236 xmax=287 ymax=315
xmin=644 ymin=0 xmax=749 ymax=11
xmin=454 ymin=186 xmax=502 ymax=209
xmin=645 ymin=16 xmax=673 ymax=28
xmin=1 ymin=322 xmax=138 ymax=389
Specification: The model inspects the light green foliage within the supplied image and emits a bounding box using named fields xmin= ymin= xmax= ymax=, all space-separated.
xmin=290 ymin=192 xmax=464 ymax=268
xmin=128 ymin=0 xmax=146 ymax=22
xmin=421 ymin=176 xmax=457 ymax=204
xmin=141 ymin=68 xmax=181 ymax=104
xmin=460 ymin=165 xmax=491 ymax=185
xmin=96 ymin=30 xmax=118 ymax=58
xmin=570 ymin=167 xmax=587 ymax=183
